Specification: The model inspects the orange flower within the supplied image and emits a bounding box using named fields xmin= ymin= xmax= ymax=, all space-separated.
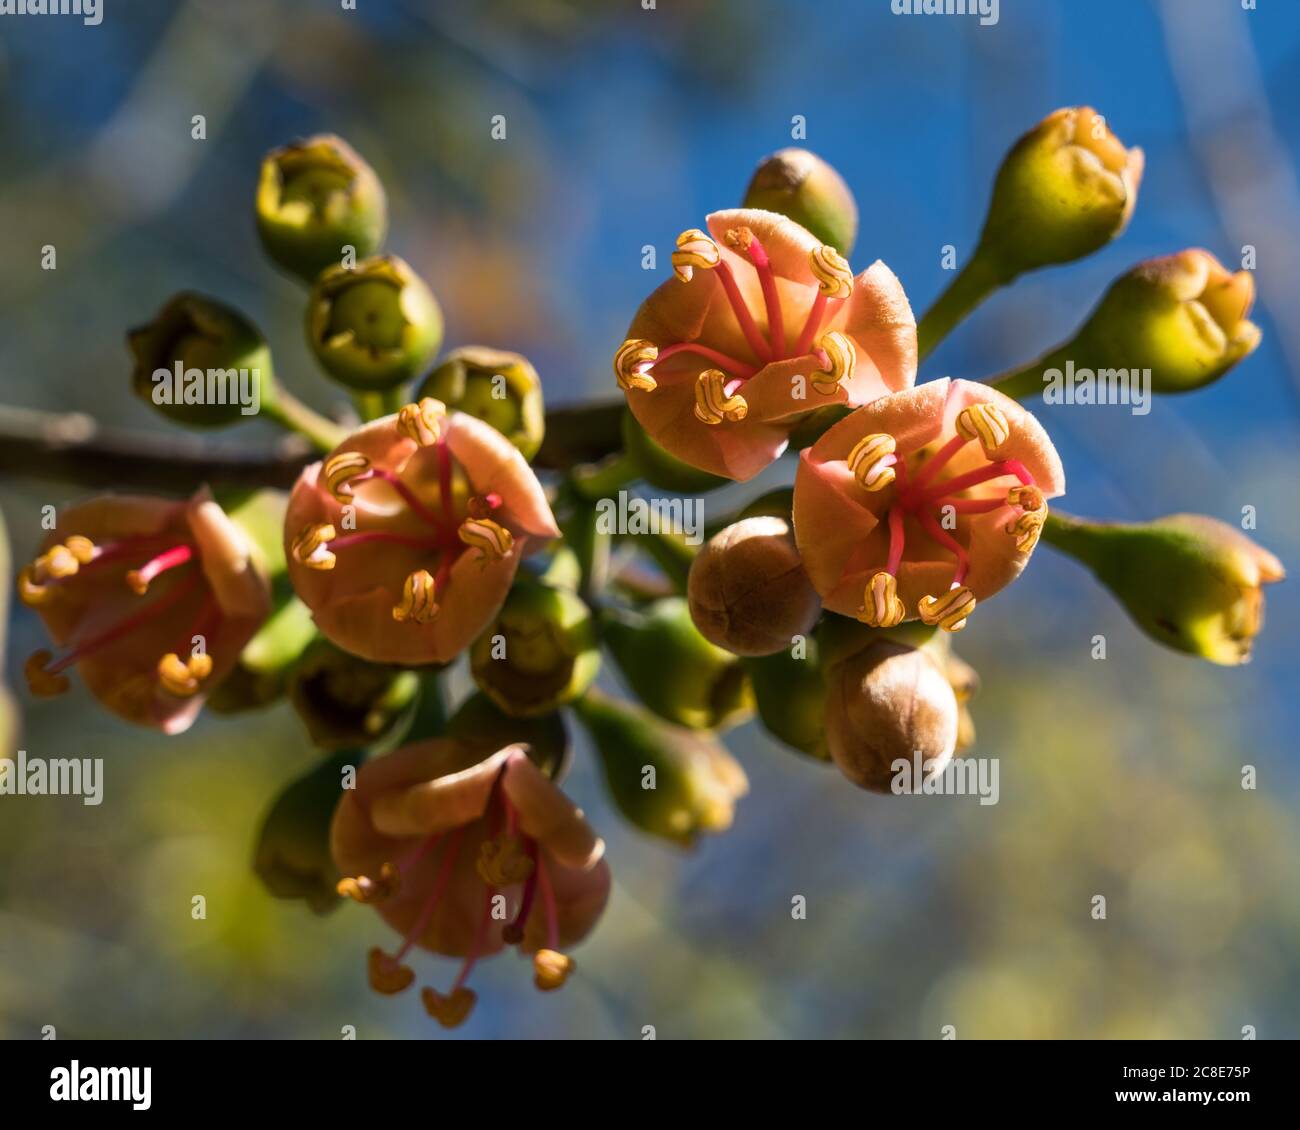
xmin=617 ymin=208 xmax=916 ymax=481
xmin=18 ymin=492 xmax=270 ymax=733
xmin=793 ymin=379 xmax=1065 ymax=630
xmin=332 ymin=741 xmax=610 ymax=1028
xmin=284 ymin=399 xmax=560 ymax=665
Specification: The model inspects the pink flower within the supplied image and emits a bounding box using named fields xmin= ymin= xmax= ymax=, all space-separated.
xmin=616 ymin=208 xmax=917 ymax=481
xmin=332 ymin=740 xmax=610 ymax=1028
xmin=793 ymin=379 xmax=1065 ymax=630
xmin=284 ymin=399 xmax=560 ymax=665
xmin=18 ymin=492 xmax=270 ymax=733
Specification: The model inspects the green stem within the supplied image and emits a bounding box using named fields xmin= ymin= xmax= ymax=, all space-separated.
xmin=622 ymin=529 xmax=695 ymax=595
xmin=261 ymin=385 xmax=346 ymax=452
xmin=916 ymin=248 xmax=1013 ymax=361
xmin=570 ymin=452 xmax=639 ymax=502
xmin=352 ymin=386 xmax=408 ymax=422
xmin=987 ymin=343 xmax=1071 ymax=402
xmin=1040 ymin=509 xmax=1105 ymax=567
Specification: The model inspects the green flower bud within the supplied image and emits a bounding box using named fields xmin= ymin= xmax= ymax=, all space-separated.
xmin=688 ymin=516 xmax=820 ymax=657
xmin=469 ymin=581 xmax=600 ymax=718
xmin=743 ymin=147 xmax=858 ymax=256
xmin=603 ymin=597 xmax=754 ymax=730
xmin=255 ymin=135 xmax=387 ymax=282
xmin=253 ymin=751 xmax=357 ymax=914
xmin=1044 ymin=512 xmax=1284 ymax=666
xmin=1061 ymin=249 xmax=1260 ymax=394
xmin=128 ymin=293 xmax=273 ymax=428
xmin=288 ymin=640 xmax=420 ymax=752
xmin=743 ymin=644 xmax=829 ymax=761
xmin=306 ymin=255 xmax=442 ymax=391
xmin=824 ymin=637 xmax=959 ymax=793
xmin=979 ymin=106 xmax=1143 ymax=279
xmin=574 ymin=690 xmax=748 ymax=847
xmin=621 ymin=410 xmax=729 ymax=493
xmin=446 ymin=692 xmax=572 ymax=780
xmin=416 ymin=346 xmax=545 ymax=459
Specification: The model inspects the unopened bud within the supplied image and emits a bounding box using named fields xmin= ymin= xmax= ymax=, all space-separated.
xmin=417 ymin=346 xmax=546 ymax=460
xmin=743 ymin=147 xmax=858 ymax=256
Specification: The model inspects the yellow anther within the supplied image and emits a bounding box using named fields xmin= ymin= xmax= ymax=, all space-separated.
xmin=17 ymin=566 xmax=54 ymax=607
xmin=323 ymin=451 xmax=371 ymax=501
xmin=63 ymin=536 xmax=96 ymax=564
xmin=614 ymin=338 xmax=659 ymax=392
xmin=367 ymin=948 xmax=415 ymax=996
xmin=396 ymin=397 xmax=447 ymax=447
xmin=956 ymin=403 xmax=1011 ymax=456
xmin=918 ymin=585 xmax=977 ymax=632
xmin=856 ymin=570 xmax=906 ymax=628
xmin=811 ymin=332 xmax=856 ymax=395
xmin=458 ymin=517 xmax=514 ymax=563
xmin=723 ymin=226 xmax=755 ymax=253
xmin=693 ymin=369 xmax=748 ymax=425
xmin=1006 ymin=484 xmax=1044 ymax=512
xmin=671 ymin=229 xmax=720 ymax=283
xmin=846 ymin=432 xmax=897 ymax=491
xmin=24 ymin=650 xmax=70 ymax=697
xmin=157 ymin=651 xmax=214 ymax=698
xmin=476 ymin=836 xmax=535 ymax=887
xmin=337 ymin=862 xmax=399 ymax=904
xmin=533 ymin=949 xmax=575 ymax=992
xmin=810 ymin=244 xmax=854 ymax=299
xmin=392 ymin=569 xmax=439 ymax=624
xmin=125 ymin=570 xmax=150 ymax=595
xmin=291 ymin=523 xmax=337 ymax=571
xmin=422 ymin=985 xmax=477 ymax=1028
xmin=41 ymin=545 xmax=81 ymax=580
xmin=1006 ymin=509 xmax=1046 ymax=553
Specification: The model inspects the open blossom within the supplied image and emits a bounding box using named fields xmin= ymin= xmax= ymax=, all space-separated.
xmin=616 ymin=208 xmax=916 ymax=481
xmin=332 ymin=740 xmax=610 ymax=1028
xmin=284 ymin=399 xmax=560 ymax=665
xmin=793 ymin=379 xmax=1065 ymax=631
xmin=18 ymin=492 xmax=270 ymax=733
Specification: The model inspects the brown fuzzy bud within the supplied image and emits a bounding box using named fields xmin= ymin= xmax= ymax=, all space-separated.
xmin=687 ymin=517 xmax=821 ymax=657
xmin=825 ymin=640 xmax=959 ymax=792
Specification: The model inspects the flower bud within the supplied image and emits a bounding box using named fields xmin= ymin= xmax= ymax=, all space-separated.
xmin=1044 ymin=512 xmax=1284 ymax=665
xmin=687 ymin=516 xmax=821 ymax=656
xmin=603 ymin=597 xmax=754 ymax=730
xmin=417 ymin=346 xmax=546 ymax=460
xmin=1064 ymin=249 xmax=1260 ymax=393
xmin=469 ymin=581 xmax=600 ymax=718
xmin=824 ymin=637 xmax=959 ymax=792
xmin=743 ymin=645 xmax=829 ymax=761
xmin=621 ymin=410 xmax=729 ymax=493
xmin=306 ymin=256 xmax=443 ymax=391
xmin=574 ymin=690 xmax=747 ymax=847
xmin=742 ymin=147 xmax=858 ymax=256
xmin=446 ymin=691 xmax=572 ymax=780
xmin=289 ymin=639 xmax=421 ymax=752
xmin=979 ymin=106 xmax=1143 ymax=278
xmin=255 ymin=135 xmax=387 ymax=282
xmin=128 ymin=293 xmax=273 ymax=428
xmin=254 ymin=751 xmax=356 ymax=914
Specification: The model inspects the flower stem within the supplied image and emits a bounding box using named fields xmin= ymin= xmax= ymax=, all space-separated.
xmin=916 ymin=247 xmax=1012 ymax=361
xmin=351 ymin=386 xmax=409 ymax=422
xmin=261 ymin=385 xmax=346 ymax=453
xmin=571 ymin=452 xmax=639 ymax=501
xmin=987 ymin=343 xmax=1071 ymax=402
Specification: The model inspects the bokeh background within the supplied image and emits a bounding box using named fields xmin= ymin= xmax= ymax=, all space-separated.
xmin=1 ymin=0 xmax=1298 ymax=1039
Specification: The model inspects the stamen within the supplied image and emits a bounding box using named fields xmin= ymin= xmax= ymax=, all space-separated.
xmin=1006 ymin=509 xmax=1046 ymax=553
xmin=810 ymin=332 xmax=855 ymax=395
xmin=615 ymin=339 xmax=659 ymax=392
xmin=810 ymin=244 xmax=854 ymax=299
xmin=1006 ymin=484 xmax=1044 ymax=512
xmin=913 ymin=460 xmax=1033 ymax=506
xmin=653 ymin=341 xmax=758 ymax=380
xmin=367 ymin=947 xmax=415 ymax=995
xmin=40 ymin=545 xmax=82 ymax=580
xmin=502 ymin=838 xmax=540 ymax=945
xmin=715 ymin=259 xmax=773 ymax=363
xmin=918 ymin=585 xmax=977 ymax=632
xmin=671 ymin=229 xmax=720 ymax=282
xmin=291 ymin=523 xmax=337 ymax=571
xmin=531 ymin=854 xmax=574 ymax=992
xmin=907 ymin=435 xmax=969 ymax=495
xmin=856 ymin=570 xmax=905 ymax=628
xmin=24 ymin=651 xmax=70 ymax=697
xmin=126 ymin=544 xmax=195 ymax=595
xmin=421 ymin=985 xmax=477 ymax=1029
xmin=396 ymin=398 xmax=447 ymax=447
xmin=917 ymin=510 xmax=971 ymax=585
xmin=693 ymin=369 xmax=748 ymax=425
xmin=942 ymin=496 xmax=1010 ymax=515
xmin=17 ymin=567 xmax=55 ymax=607
xmin=63 ymin=536 xmax=96 ymax=564
xmin=846 ymin=432 xmax=897 ymax=491
xmin=156 ymin=650 xmax=214 ymax=698
xmin=323 ymin=452 xmax=371 ymax=501
xmin=476 ymin=835 xmax=535 ymax=887
xmin=727 ymin=227 xmax=786 ymax=359
xmin=458 ymin=517 xmax=514 ymax=562
xmin=392 ymin=828 xmax=465 ymax=965
xmin=338 ymin=861 xmax=400 ymax=904
xmin=392 ymin=569 xmax=439 ymax=623
xmin=886 ymin=505 xmax=907 ymax=574
xmin=447 ymin=884 xmax=497 ymax=1001
xmin=955 ymin=403 xmax=1011 ymax=457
